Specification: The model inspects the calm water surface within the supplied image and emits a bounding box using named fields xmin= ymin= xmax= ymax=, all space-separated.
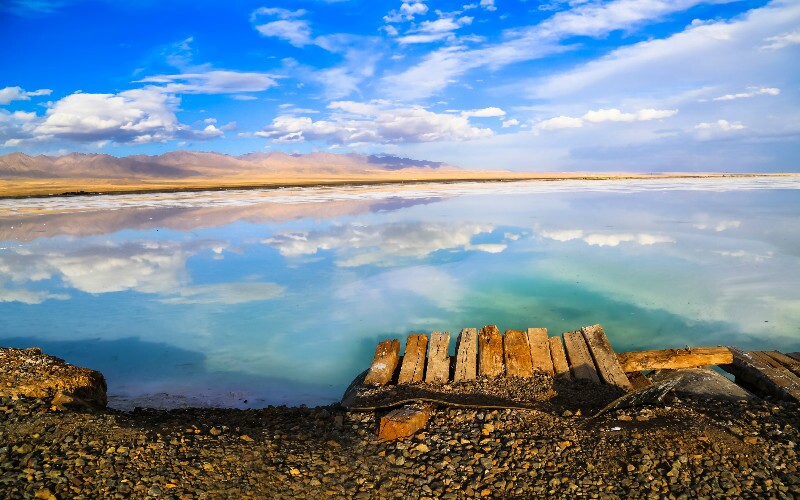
xmin=1 ymin=178 xmax=799 ymax=409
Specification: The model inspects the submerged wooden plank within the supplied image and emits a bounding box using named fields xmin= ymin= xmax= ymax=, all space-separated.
xmin=426 ymin=331 xmax=451 ymax=383
xmin=364 ymin=339 xmax=401 ymax=386
xmin=378 ymin=404 xmax=432 ymax=441
xmin=398 ymin=335 xmax=428 ymax=384
xmin=581 ymin=325 xmax=632 ymax=391
xmin=562 ymin=330 xmax=600 ymax=383
xmin=527 ymin=327 xmax=554 ymax=376
xmin=720 ymin=347 xmax=800 ymax=402
xmin=478 ymin=325 xmax=504 ymax=378
xmin=761 ymin=351 xmax=800 ymax=378
xmin=454 ymin=328 xmax=478 ymax=382
xmin=548 ymin=336 xmax=571 ymax=380
xmin=504 ymin=329 xmax=533 ymax=378
xmin=617 ymin=347 xmax=733 ymax=372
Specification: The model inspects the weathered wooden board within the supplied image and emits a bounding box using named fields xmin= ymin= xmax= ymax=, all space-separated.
xmin=504 ymin=329 xmax=534 ymax=378
xmin=581 ymin=325 xmax=632 ymax=391
xmin=478 ymin=325 xmax=504 ymax=378
xmin=398 ymin=335 xmax=428 ymax=384
xmin=617 ymin=347 xmax=732 ymax=372
xmin=626 ymin=371 xmax=653 ymax=391
xmin=562 ymin=330 xmax=600 ymax=383
xmin=454 ymin=328 xmax=477 ymax=382
xmin=378 ymin=404 xmax=432 ymax=440
xmin=364 ymin=339 xmax=401 ymax=386
xmin=789 ymin=352 xmax=800 ymax=362
xmin=548 ymin=336 xmax=571 ymax=380
xmin=527 ymin=327 xmax=554 ymax=376
xmin=761 ymin=351 xmax=800 ymax=377
xmin=719 ymin=348 xmax=800 ymax=402
xmin=426 ymin=331 xmax=451 ymax=383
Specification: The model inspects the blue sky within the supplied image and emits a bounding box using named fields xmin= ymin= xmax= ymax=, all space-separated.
xmin=1 ymin=0 xmax=798 ymax=171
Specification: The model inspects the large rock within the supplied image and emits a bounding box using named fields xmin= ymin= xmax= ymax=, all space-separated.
xmin=0 ymin=347 xmax=107 ymax=408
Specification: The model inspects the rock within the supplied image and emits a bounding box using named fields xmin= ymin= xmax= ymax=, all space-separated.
xmin=414 ymin=443 xmax=430 ymax=453
xmin=34 ymin=488 xmax=55 ymax=500
xmin=378 ymin=405 xmax=432 ymax=441
xmin=743 ymin=437 xmax=759 ymax=444
xmin=0 ymin=347 xmax=107 ymax=408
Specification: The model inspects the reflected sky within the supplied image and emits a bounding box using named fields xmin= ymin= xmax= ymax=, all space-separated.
xmin=1 ymin=178 xmax=799 ymax=409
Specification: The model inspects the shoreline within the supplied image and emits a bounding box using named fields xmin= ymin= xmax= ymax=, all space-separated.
xmin=2 ymin=172 xmax=798 ymax=200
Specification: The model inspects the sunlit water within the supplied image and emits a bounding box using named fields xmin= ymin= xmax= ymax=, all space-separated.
xmin=1 ymin=178 xmax=799 ymax=409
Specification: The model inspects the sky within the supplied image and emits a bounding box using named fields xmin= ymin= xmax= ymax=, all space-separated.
xmin=1 ymin=0 xmax=798 ymax=171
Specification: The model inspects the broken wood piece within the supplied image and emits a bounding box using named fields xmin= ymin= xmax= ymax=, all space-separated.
xmin=504 ymin=329 xmax=534 ymax=378
xmin=581 ymin=325 xmax=632 ymax=391
xmin=719 ymin=348 xmax=800 ymax=402
xmin=616 ymin=347 xmax=733 ymax=372
xmin=478 ymin=325 xmax=504 ymax=378
xmin=527 ymin=327 xmax=554 ymax=376
xmin=626 ymin=371 xmax=653 ymax=391
xmin=378 ymin=404 xmax=433 ymax=441
xmin=760 ymin=351 xmax=800 ymax=378
xmin=563 ymin=330 xmax=600 ymax=383
xmin=398 ymin=335 xmax=428 ymax=384
xmin=548 ymin=336 xmax=571 ymax=380
xmin=454 ymin=328 xmax=477 ymax=382
xmin=364 ymin=339 xmax=401 ymax=386
xmin=426 ymin=331 xmax=451 ymax=383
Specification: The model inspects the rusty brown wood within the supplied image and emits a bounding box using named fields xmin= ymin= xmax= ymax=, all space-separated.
xmin=425 ymin=331 xmax=451 ymax=383
xmin=454 ymin=328 xmax=477 ymax=382
xmin=378 ymin=404 xmax=432 ymax=441
xmin=527 ymin=327 xmax=554 ymax=376
xmin=616 ymin=347 xmax=733 ymax=372
xmin=562 ymin=330 xmax=600 ymax=383
xmin=581 ymin=325 xmax=632 ymax=391
xmin=364 ymin=339 xmax=401 ymax=386
xmin=719 ymin=348 xmax=800 ymax=402
xmin=504 ymin=329 xmax=533 ymax=378
xmin=548 ymin=336 xmax=571 ymax=380
xmin=397 ymin=335 xmax=428 ymax=384
xmin=478 ymin=325 xmax=504 ymax=378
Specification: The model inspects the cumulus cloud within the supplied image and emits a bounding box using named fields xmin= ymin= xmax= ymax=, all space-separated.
xmin=761 ymin=28 xmax=800 ymax=50
xmin=262 ymin=222 xmax=507 ymax=267
xmin=711 ymin=87 xmax=780 ymax=101
xmin=694 ymin=119 xmax=746 ymax=131
xmin=502 ymin=118 xmax=520 ymax=128
xmin=384 ymin=2 xmax=429 ymax=23
xmin=461 ymin=107 xmax=506 ymax=118
xmin=539 ymin=229 xmax=674 ymax=247
xmin=256 ymin=102 xmax=494 ymax=145
xmin=397 ymin=15 xmax=473 ymax=44
xmin=0 ymin=86 xmax=52 ymax=105
xmin=251 ymin=7 xmax=313 ymax=46
xmin=480 ymin=0 xmax=496 ymax=12
xmin=536 ymin=107 xmax=677 ymax=130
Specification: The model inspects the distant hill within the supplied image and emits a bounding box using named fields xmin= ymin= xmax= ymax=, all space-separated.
xmin=0 ymin=151 xmax=460 ymax=180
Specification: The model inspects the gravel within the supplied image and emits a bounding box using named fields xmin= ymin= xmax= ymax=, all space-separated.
xmin=1 ymin=394 xmax=798 ymax=498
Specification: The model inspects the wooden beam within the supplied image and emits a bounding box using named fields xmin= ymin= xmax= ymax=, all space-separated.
xmin=562 ymin=330 xmax=600 ymax=383
xmin=425 ymin=331 xmax=451 ymax=383
xmin=581 ymin=325 xmax=632 ymax=391
xmin=398 ymin=334 xmax=428 ymax=384
xmin=364 ymin=339 xmax=401 ymax=386
xmin=504 ymin=329 xmax=534 ymax=378
xmin=454 ymin=328 xmax=477 ymax=382
xmin=789 ymin=352 xmax=800 ymax=362
xmin=616 ymin=346 xmax=732 ymax=372
xmin=720 ymin=348 xmax=800 ymax=402
xmin=527 ymin=328 xmax=554 ymax=376
xmin=548 ymin=336 xmax=571 ymax=380
xmin=378 ymin=404 xmax=432 ymax=441
xmin=761 ymin=351 xmax=800 ymax=377
xmin=478 ymin=325 xmax=504 ymax=378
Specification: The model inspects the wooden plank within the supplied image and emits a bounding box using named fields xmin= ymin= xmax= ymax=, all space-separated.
xmin=548 ymin=336 xmax=571 ymax=380
xmin=526 ymin=328 xmax=554 ymax=376
xmin=616 ymin=347 xmax=733 ymax=372
xmin=762 ymin=351 xmax=800 ymax=377
xmin=397 ymin=335 xmax=428 ymax=384
xmin=504 ymin=329 xmax=533 ymax=378
xmin=378 ymin=404 xmax=432 ymax=441
xmin=581 ymin=325 xmax=632 ymax=391
xmin=478 ymin=325 xmax=504 ymax=378
xmin=789 ymin=352 xmax=800 ymax=362
xmin=562 ymin=330 xmax=600 ymax=383
xmin=719 ymin=347 xmax=800 ymax=402
xmin=626 ymin=371 xmax=653 ymax=391
xmin=364 ymin=339 xmax=401 ymax=386
xmin=425 ymin=331 xmax=451 ymax=383
xmin=454 ymin=328 xmax=477 ymax=382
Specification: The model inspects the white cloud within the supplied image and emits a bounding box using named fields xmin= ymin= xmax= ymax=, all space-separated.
xmin=461 ymin=106 xmax=506 ymax=118
xmin=761 ymin=28 xmax=800 ymax=50
xmin=397 ymin=15 xmax=473 ymax=44
xmin=137 ymin=71 xmax=278 ymax=94
xmin=540 ymin=228 xmax=674 ymax=246
xmin=502 ymin=118 xmax=520 ymax=128
xmin=480 ymin=0 xmax=496 ymax=12
xmin=694 ymin=219 xmax=741 ymax=232
xmin=712 ymin=87 xmax=780 ymax=101
xmin=536 ymin=107 xmax=677 ymax=130
xmin=385 ymin=2 xmax=429 ymax=23
xmin=250 ymin=7 xmax=306 ymax=20
xmin=537 ymin=115 xmax=584 ymax=130
xmin=0 ymin=286 xmax=68 ymax=305
xmin=0 ymin=86 xmax=52 ymax=105
xmin=695 ymin=119 xmax=746 ymax=131
xmin=257 ymin=102 xmax=494 ymax=144
xmin=255 ymin=19 xmax=313 ymax=47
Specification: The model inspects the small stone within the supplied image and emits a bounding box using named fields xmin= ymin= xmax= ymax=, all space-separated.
xmin=557 ymin=441 xmax=571 ymax=450
xmin=414 ymin=443 xmax=430 ymax=453
xmin=147 ymin=485 xmax=162 ymax=497
xmin=618 ymin=415 xmax=633 ymax=422
xmin=743 ymin=437 xmax=758 ymax=444
xmin=209 ymin=427 xmax=221 ymax=436
xmin=480 ymin=489 xmax=492 ymax=497
xmin=34 ymin=489 xmax=55 ymax=500
xmin=289 ymin=468 xmax=301 ymax=476
xmin=327 ymin=440 xmax=341 ymax=447
xmin=240 ymin=434 xmax=254 ymax=442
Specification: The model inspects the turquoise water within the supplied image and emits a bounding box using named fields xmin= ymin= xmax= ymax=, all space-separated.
xmin=1 ymin=178 xmax=799 ymax=408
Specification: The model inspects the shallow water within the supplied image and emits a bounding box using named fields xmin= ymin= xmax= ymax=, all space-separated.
xmin=1 ymin=178 xmax=799 ymax=409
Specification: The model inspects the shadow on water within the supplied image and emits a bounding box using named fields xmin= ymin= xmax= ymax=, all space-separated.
xmin=0 ymin=336 xmax=347 ymax=410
